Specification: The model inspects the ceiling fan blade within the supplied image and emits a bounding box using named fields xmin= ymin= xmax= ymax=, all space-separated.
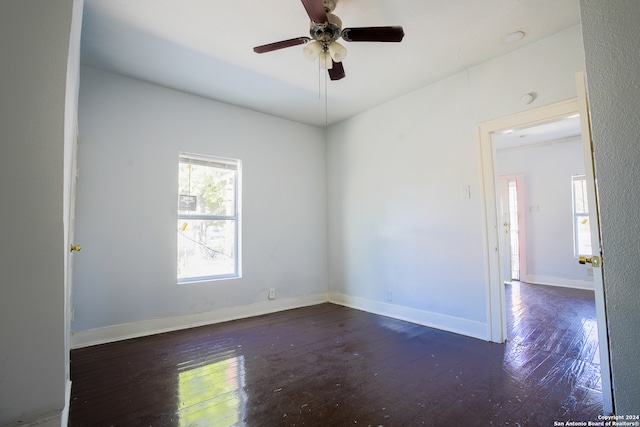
xmin=328 ymin=61 xmax=345 ymax=80
xmin=300 ymin=0 xmax=328 ymax=23
xmin=341 ymin=26 xmax=405 ymax=42
xmin=253 ymin=37 xmax=311 ymax=54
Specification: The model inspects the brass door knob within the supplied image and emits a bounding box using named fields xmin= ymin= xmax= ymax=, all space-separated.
xmin=578 ymin=255 xmax=601 ymax=267
xmin=70 ymin=244 xmax=82 ymax=252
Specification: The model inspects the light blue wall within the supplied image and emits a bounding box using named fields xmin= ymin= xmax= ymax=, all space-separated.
xmin=326 ymin=26 xmax=586 ymax=338
xmin=73 ymin=67 xmax=328 ymax=334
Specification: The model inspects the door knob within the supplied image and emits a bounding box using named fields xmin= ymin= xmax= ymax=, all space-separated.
xmin=70 ymin=244 xmax=82 ymax=252
xmin=578 ymin=255 xmax=601 ymax=267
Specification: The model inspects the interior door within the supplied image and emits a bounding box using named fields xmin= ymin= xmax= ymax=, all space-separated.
xmin=576 ymin=71 xmax=613 ymax=414
xmin=498 ymin=177 xmax=512 ymax=284
xmin=65 ymin=129 xmax=80 ymax=358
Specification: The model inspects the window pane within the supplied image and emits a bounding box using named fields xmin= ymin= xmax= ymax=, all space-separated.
xmin=572 ymin=175 xmax=592 ymax=257
xmin=178 ymin=219 xmax=236 ymax=280
xmin=573 ymin=178 xmax=588 ymax=214
xmin=178 ymin=161 xmax=236 ymax=217
xmin=576 ymin=215 xmax=593 ymax=256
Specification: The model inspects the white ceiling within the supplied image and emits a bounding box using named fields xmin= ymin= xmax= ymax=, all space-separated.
xmin=80 ymin=0 xmax=581 ymax=127
xmin=493 ymin=114 xmax=582 ymax=150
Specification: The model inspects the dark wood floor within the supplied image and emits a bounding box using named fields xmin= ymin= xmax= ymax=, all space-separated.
xmin=70 ymin=282 xmax=603 ymax=426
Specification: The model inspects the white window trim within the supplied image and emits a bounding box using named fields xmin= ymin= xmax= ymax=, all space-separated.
xmin=178 ymin=153 xmax=241 ymax=283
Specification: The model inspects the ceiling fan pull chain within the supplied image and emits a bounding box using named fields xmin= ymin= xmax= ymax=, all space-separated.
xmin=325 ymin=69 xmax=329 ymax=124
xmin=318 ymin=63 xmax=322 ymax=99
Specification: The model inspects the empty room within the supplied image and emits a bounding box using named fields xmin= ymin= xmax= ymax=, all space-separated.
xmin=2 ymin=1 xmax=639 ymax=426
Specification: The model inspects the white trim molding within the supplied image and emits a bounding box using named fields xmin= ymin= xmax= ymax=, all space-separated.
xmin=523 ymin=275 xmax=594 ymax=291
xmin=72 ymin=292 xmax=492 ymax=350
xmin=71 ymin=293 xmax=328 ymax=349
xmin=328 ymin=292 xmax=488 ymax=341
xmin=61 ymin=379 xmax=72 ymax=427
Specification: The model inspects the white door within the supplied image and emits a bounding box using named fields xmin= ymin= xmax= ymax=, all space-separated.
xmin=576 ymin=72 xmax=613 ymax=414
xmin=498 ymin=174 xmax=526 ymax=284
xmin=498 ymin=177 xmax=512 ymax=283
xmin=65 ymin=131 xmax=80 ymax=356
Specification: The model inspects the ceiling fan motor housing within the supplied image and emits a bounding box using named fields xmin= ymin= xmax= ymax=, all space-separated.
xmin=309 ymin=13 xmax=342 ymax=43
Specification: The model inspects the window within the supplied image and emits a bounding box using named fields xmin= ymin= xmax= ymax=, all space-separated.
xmin=572 ymin=175 xmax=592 ymax=257
xmin=178 ymin=153 xmax=240 ymax=282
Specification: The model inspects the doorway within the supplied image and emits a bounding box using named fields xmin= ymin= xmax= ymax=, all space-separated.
xmin=477 ymin=83 xmax=613 ymax=413
xmin=498 ymin=174 xmax=524 ymax=283
xmin=493 ymin=116 xmax=593 ymax=342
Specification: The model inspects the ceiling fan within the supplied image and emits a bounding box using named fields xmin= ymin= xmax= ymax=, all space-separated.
xmin=253 ymin=0 xmax=405 ymax=81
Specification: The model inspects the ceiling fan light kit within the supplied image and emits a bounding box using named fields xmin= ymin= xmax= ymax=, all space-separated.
xmin=328 ymin=41 xmax=347 ymax=62
xmin=303 ymin=41 xmax=323 ymax=60
xmin=253 ymin=0 xmax=405 ymax=81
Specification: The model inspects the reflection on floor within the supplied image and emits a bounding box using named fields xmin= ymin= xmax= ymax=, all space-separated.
xmin=70 ymin=285 xmax=603 ymax=426
xmin=505 ymin=281 xmax=602 ymax=417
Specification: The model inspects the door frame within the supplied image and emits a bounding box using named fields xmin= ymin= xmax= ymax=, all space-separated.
xmin=479 ymin=97 xmax=579 ymax=343
xmin=478 ymin=88 xmax=613 ymax=412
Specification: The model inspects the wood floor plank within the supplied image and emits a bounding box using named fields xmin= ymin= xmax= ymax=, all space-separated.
xmin=70 ymin=282 xmax=603 ymax=426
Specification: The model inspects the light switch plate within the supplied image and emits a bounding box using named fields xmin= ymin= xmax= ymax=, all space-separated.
xmin=463 ymin=185 xmax=471 ymax=199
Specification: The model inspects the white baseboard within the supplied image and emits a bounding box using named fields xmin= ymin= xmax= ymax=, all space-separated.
xmin=71 ymin=293 xmax=328 ymax=349
xmin=71 ymin=292 xmax=491 ymax=349
xmin=522 ymin=274 xmax=594 ymax=290
xmin=328 ymin=292 xmax=488 ymax=341
xmin=61 ymin=379 xmax=71 ymax=427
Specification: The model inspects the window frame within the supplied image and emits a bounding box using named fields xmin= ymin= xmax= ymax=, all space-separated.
xmin=571 ymin=174 xmax=592 ymax=257
xmin=177 ymin=153 xmax=241 ymax=283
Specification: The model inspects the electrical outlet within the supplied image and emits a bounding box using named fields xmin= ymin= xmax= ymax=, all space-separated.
xmin=386 ymin=290 xmax=393 ymax=302
xmin=269 ymin=288 xmax=276 ymax=300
